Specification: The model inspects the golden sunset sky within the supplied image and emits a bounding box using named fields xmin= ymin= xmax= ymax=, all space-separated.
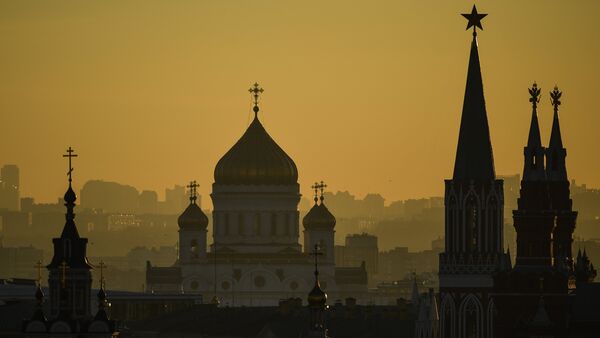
xmin=1 ymin=1 xmax=599 ymax=205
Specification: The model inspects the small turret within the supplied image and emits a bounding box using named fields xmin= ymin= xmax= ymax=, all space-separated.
xmin=575 ymin=248 xmax=597 ymax=284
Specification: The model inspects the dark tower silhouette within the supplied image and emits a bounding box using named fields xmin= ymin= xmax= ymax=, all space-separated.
xmin=47 ymin=147 xmax=93 ymax=319
xmin=546 ymin=86 xmax=577 ymax=272
xmin=439 ymin=6 xmax=508 ymax=338
xmin=513 ymin=83 xmax=555 ymax=269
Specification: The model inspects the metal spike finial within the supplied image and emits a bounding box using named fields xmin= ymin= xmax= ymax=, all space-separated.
xmin=248 ymin=83 xmax=264 ymax=117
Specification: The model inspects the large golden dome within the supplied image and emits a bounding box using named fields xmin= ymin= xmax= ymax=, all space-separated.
xmin=214 ymin=116 xmax=298 ymax=185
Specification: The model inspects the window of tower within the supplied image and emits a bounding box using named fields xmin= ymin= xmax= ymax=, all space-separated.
xmin=238 ymin=213 xmax=244 ymax=236
xmin=254 ymin=213 xmax=261 ymax=236
xmin=532 ymin=155 xmax=537 ymax=168
xmin=190 ymin=239 xmax=198 ymax=259
xmin=270 ymin=214 xmax=277 ymax=236
xmin=466 ymin=198 xmax=478 ymax=251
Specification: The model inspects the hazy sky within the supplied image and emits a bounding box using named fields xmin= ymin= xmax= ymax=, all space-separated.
xmin=1 ymin=1 xmax=599 ymax=206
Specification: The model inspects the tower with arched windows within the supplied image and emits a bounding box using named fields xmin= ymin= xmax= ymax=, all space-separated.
xmin=438 ymin=7 xmax=510 ymax=338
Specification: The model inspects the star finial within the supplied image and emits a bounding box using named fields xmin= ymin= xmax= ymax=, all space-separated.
xmin=248 ymin=82 xmax=264 ymax=118
xmin=461 ymin=5 xmax=487 ymax=34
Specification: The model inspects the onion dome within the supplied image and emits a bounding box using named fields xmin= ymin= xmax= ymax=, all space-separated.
xmin=178 ymin=181 xmax=208 ymax=230
xmin=308 ymin=280 xmax=327 ymax=307
xmin=303 ymin=183 xmax=336 ymax=230
xmin=178 ymin=203 xmax=209 ymax=230
xmin=214 ymin=83 xmax=298 ymax=185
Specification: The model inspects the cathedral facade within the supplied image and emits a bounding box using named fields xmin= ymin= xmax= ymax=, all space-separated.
xmin=146 ymin=84 xmax=367 ymax=306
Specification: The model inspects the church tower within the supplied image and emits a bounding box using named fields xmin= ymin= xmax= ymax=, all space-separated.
xmin=546 ymin=87 xmax=577 ymax=271
xmin=178 ymin=180 xmax=209 ymax=263
xmin=439 ymin=7 xmax=508 ymax=338
xmin=47 ymin=147 xmax=93 ymax=319
xmin=303 ymin=181 xmax=336 ymax=265
xmin=211 ymin=83 xmax=301 ymax=254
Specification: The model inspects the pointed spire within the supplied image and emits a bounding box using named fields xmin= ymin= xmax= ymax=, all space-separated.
xmin=453 ymin=8 xmax=495 ymax=181
xmin=546 ymin=86 xmax=568 ymax=181
xmin=522 ymin=82 xmax=546 ymax=181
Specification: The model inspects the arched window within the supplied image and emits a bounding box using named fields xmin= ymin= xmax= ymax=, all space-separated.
xmin=461 ymin=296 xmax=481 ymax=338
xmin=190 ymin=239 xmax=198 ymax=259
xmin=466 ymin=197 xmax=478 ymax=252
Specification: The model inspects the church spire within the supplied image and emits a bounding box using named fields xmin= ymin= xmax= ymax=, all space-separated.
xmin=523 ymin=82 xmax=546 ymax=181
xmin=546 ymin=86 xmax=568 ymax=181
xmin=453 ymin=5 xmax=495 ymax=181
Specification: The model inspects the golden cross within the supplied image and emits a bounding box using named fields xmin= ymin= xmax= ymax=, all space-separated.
xmin=248 ymin=83 xmax=264 ymax=116
xmin=59 ymin=260 xmax=69 ymax=288
xmin=186 ymin=181 xmax=199 ymax=204
xmin=62 ymin=146 xmax=78 ymax=183
xmin=98 ymin=260 xmax=107 ymax=289
xmin=34 ymin=260 xmax=43 ymax=286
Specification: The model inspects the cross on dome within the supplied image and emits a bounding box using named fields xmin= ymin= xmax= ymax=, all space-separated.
xmin=309 ymin=244 xmax=324 ymax=277
xmin=63 ymin=146 xmax=78 ymax=185
xmin=186 ymin=180 xmax=200 ymax=204
xmin=98 ymin=260 xmax=107 ymax=289
xmin=248 ymin=82 xmax=264 ymax=117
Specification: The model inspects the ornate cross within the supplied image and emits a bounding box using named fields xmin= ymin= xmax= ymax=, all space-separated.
xmin=248 ymin=83 xmax=264 ymax=116
xmin=309 ymin=244 xmax=324 ymax=276
xmin=529 ymin=82 xmax=541 ymax=110
xmin=34 ymin=260 xmax=43 ymax=287
xmin=62 ymin=147 xmax=78 ymax=183
xmin=59 ymin=260 xmax=69 ymax=288
xmin=550 ymin=85 xmax=562 ymax=112
xmin=187 ymin=180 xmax=199 ymax=204
xmin=98 ymin=260 xmax=107 ymax=289
xmin=316 ymin=181 xmax=327 ymax=202
xmin=310 ymin=182 xmax=320 ymax=204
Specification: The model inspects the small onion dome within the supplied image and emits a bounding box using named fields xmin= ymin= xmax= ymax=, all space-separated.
xmin=64 ymin=186 xmax=77 ymax=204
xmin=303 ymin=203 xmax=336 ymax=230
xmin=308 ymin=280 xmax=327 ymax=307
xmin=178 ymin=203 xmax=209 ymax=230
xmin=214 ymin=117 xmax=298 ymax=185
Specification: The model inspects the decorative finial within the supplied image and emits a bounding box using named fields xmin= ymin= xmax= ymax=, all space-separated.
xmin=529 ymin=82 xmax=542 ymax=110
xmin=550 ymin=85 xmax=562 ymax=112
xmin=309 ymin=244 xmax=324 ymax=278
xmin=186 ymin=180 xmax=200 ymax=204
xmin=62 ymin=147 xmax=78 ymax=186
xmin=461 ymin=5 xmax=487 ymax=36
xmin=248 ymin=82 xmax=264 ymax=117
xmin=310 ymin=182 xmax=319 ymax=204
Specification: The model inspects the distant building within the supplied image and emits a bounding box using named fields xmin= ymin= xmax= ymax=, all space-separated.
xmin=0 ymin=164 xmax=20 ymax=211
xmin=336 ymin=233 xmax=378 ymax=283
xmin=138 ymin=190 xmax=158 ymax=214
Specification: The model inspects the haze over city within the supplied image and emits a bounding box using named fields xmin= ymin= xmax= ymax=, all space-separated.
xmin=1 ymin=1 xmax=600 ymax=205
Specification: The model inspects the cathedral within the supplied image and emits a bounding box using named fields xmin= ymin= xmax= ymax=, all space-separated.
xmin=146 ymin=84 xmax=367 ymax=306
xmin=437 ymin=6 xmax=598 ymax=338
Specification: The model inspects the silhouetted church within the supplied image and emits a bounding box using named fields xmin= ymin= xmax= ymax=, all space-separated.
xmin=437 ymin=6 xmax=599 ymax=338
xmin=146 ymin=84 xmax=368 ymax=306
xmin=22 ymin=148 xmax=118 ymax=337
